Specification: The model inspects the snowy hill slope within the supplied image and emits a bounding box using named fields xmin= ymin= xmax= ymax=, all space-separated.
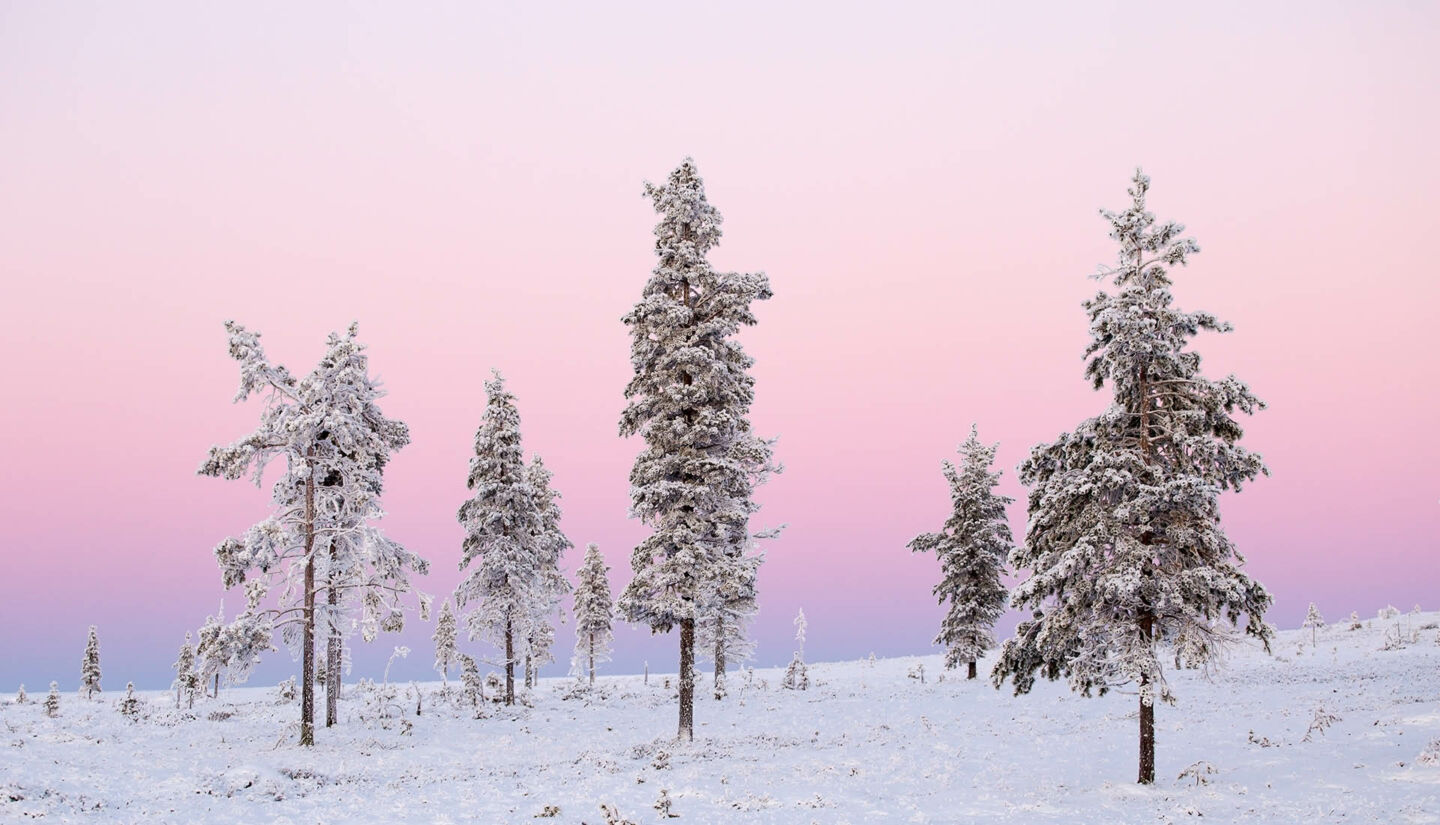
xmin=3 ymin=611 xmax=1438 ymax=823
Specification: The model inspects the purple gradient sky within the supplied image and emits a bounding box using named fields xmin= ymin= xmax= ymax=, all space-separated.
xmin=1 ymin=2 xmax=1436 ymax=690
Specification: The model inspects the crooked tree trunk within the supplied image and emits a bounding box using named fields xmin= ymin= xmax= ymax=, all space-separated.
xmin=299 ymin=454 xmax=317 ymax=746
xmin=504 ymin=616 xmax=515 ymax=706
xmin=678 ymin=618 xmax=695 ymax=742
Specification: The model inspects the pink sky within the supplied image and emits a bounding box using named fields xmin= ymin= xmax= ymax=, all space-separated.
xmin=1 ymin=2 xmax=1436 ymax=689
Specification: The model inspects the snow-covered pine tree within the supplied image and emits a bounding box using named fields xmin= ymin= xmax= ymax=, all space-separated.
xmin=455 ymin=372 xmax=541 ymax=706
xmin=195 ymin=607 xmax=225 ymax=699
xmin=993 ymin=170 xmax=1273 ymax=785
xmin=523 ymin=455 xmax=573 ymax=689
xmin=1304 ymin=603 xmax=1326 ymax=646
xmin=572 ymin=543 xmax=614 ymax=686
xmin=119 ymin=682 xmax=140 ymax=719
xmin=172 ymin=632 xmax=201 ymax=709
xmin=617 ymin=158 xmax=775 ymax=741
xmin=782 ymin=608 xmax=809 ymax=690
xmin=433 ymin=598 xmax=459 ymax=689
xmin=908 ymin=425 xmax=1013 ymax=680
xmin=697 ymin=539 xmax=764 ymax=700
xmin=16 ymin=685 xmax=26 ymax=704
xmin=458 ymin=653 xmax=482 ymax=710
xmin=44 ymin=682 xmax=59 ymax=718
xmin=199 ymin=322 xmax=426 ymax=745
xmin=81 ymin=626 xmax=101 ymax=699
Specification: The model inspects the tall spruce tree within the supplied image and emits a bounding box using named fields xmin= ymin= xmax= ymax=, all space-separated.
xmin=455 ymin=372 xmax=540 ymax=706
xmin=617 ymin=158 xmax=774 ymax=741
xmin=908 ymin=425 xmax=1013 ymax=680
xmin=572 ymin=543 xmax=614 ymax=686
xmin=199 ymin=322 xmax=425 ymax=745
xmin=523 ymin=455 xmax=573 ymax=688
xmin=992 ymin=170 xmax=1273 ymax=784
xmin=81 ymin=626 xmax=101 ymax=699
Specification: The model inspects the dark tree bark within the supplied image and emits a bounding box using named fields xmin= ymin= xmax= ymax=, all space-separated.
xmin=678 ymin=618 xmax=695 ymax=742
xmin=299 ymin=458 xmax=316 ymax=746
xmin=967 ymin=660 xmax=977 ymax=680
xmin=504 ymin=615 xmax=515 ymax=706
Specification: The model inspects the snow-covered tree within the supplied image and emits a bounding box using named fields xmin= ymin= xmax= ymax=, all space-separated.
xmin=909 ymin=425 xmax=1013 ymax=680
xmin=523 ymin=455 xmax=573 ymax=689
xmin=571 ymin=543 xmax=614 ymax=686
xmin=782 ymin=608 xmax=808 ymax=690
xmin=195 ymin=607 xmax=225 ymax=698
xmin=1304 ymin=603 xmax=1326 ymax=646
xmin=458 ymin=653 xmax=483 ymax=710
xmin=81 ymin=626 xmax=101 ymax=699
xmin=993 ymin=170 xmax=1273 ymax=785
xmin=198 ymin=322 xmax=426 ymax=745
xmin=44 ymin=682 xmax=59 ymax=718
xmin=455 ymin=372 xmax=541 ymax=706
xmin=119 ymin=682 xmax=140 ymax=719
xmin=172 ymin=632 xmax=201 ymax=709
xmin=697 ymin=543 xmax=763 ymax=700
xmin=617 ymin=158 xmax=775 ymax=741
xmin=16 ymin=685 xmax=26 ymax=704
xmin=433 ymin=598 xmax=459 ymax=689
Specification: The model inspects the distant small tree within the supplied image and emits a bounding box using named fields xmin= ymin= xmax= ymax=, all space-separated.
xmin=1303 ymin=603 xmax=1325 ymax=646
xmin=459 ymin=653 xmax=483 ymax=710
xmin=572 ymin=544 xmax=615 ymax=687
xmin=782 ymin=608 xmax=809 ymax=690
xmin=172 ymin=632 xmax=201 ymax=709
xmin=119 ymin=682 xmax=141 ymax=719
xmin=433 ymin=598 xmax=459 ymax=689
xmin=81 ymin=626 xmax=102 ymax=699
xmin=15 ymin=684 xmax=26 ymax=704
xmin=1348 ymin=611 xmax=1362 ymax=630
xmin=44 ymin=682 xmax=60 ymax=717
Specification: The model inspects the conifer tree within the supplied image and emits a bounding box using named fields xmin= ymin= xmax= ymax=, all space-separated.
xmin=16 ymin=684 xmax=26 ymax=704
xmin=1304 ymin=603 xmax=1326 ymax=646
xmin=172 ymin=632 xmax=201 ymax=709
xmin=456 ymin=372 xmax=540 ymax=706
xmin=119 ymin=682 xmax=140 ymax=719
xmin=433 ymin=597 xmax=459 ymax=689
xmin=572 ymin=544 xmax=615 ymax=686
xmin=81 ymin=626 xmax=102 ymax=699
xmin=195 ymin=608 xmax=225 ymax=699
xmin=44 ymin=682 xmax=60 ymax=718
xmin=523 ymin=455 xmax=573 ymax=689
xmin=993 ymin=170 xmax=1273 ymax=785
xmin=617 ymin=158 xmax=774 ymax=741
xmin=781 ymin=608 xmax=808 ymax=690
xmin=909 ymin=425 xmax=1013 ymax=680
xmin=199 ymin=322 xmax=426 ymax=745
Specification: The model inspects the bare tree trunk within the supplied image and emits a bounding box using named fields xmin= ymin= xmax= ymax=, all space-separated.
xmin=967 ymin=660 xmax=977 ymax=680
xmin=1138 ymin=614 xmax=1156 ymax=784
xmin=300 ymin=454 xmax=316 ymax=747
xmin=678 ymin=618 xmax=695 ymax=742
xmin=212 ymin=674 xmax=218 ymax=699
xmin=588 ymin=634 xmax=596 ymax=687
xmin=504 ymin=616 xmax=515 ymax=706
xmin=525 ymin=654 xmax=534 ymax=689
xmin=326 ymin=544 xmax=340 ymax=728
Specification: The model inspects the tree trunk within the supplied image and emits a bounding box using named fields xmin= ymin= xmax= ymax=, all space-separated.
xmin=212 ymin=673 xmax=218 ymax=699
xmin=299 ymin=454 xmax=316 ymax=747
xmin=525 ymin=654 xmax=534 ymax=690
xmin=504 ymin=615 xmax=515 ymax=706
xmin=1138 ymin=614 xmax=1156 ymax=784
xmin=967 ymin=660 xmax=977 ymax=680
xmin=326 ymin=544 xmax=340 ymax=728
xmin=678 ymin=618 xmax=695 ymax=742
xmin=713 ymin=615 xmax=726 ymax=700
xmin=588 ymin=633 xmax=596 ymax=687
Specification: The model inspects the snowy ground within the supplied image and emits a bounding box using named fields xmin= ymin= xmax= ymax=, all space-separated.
xmin=3 ymin=613 xmax=1438 ymax=824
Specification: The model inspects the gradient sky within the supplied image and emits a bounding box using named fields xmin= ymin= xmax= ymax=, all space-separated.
xmin=1 ymin=2 xmax=1436 ymax=691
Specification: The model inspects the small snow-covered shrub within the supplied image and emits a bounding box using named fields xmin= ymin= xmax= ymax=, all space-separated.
xmin=599 ymin=802 xmax=636 ymax=825
xmin=1378 ymin=605 xmax=1400 ymax=620
xmin=1303 ymin=705 xmax=1341 ymax=742
xmin=14 ymin=685 xmax=24 ymax=705
xmin=1417 ymin=739 xmax=1440 ymax=765
xmin=118 ymin=682 xmax=141 ymax=720
xmin=907 ymin=663 xmax=926 ymax=684
xmin=1177 ymin=760 xmax=1217 ymax=786
xmin=44 ymin=683 xmax=60 ymax=718
xmin=1348 ymin=611 xmax=1362 ymax=631
xmin=275 ymin=676 xmax=297 ymax=704
xmin=1247 ymin=730 xmax=1277 ymax=748
xmin=654 ymin=788 xmax=678 ymax=818
xmin=782 ymin=653 xmax=808 ymax=691
xmin=535 ymin=804 xmax=560 ymax=817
